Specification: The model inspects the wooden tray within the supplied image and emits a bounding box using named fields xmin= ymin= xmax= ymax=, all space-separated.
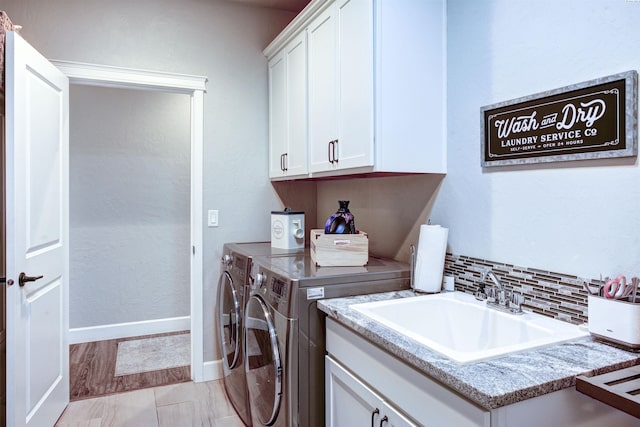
xmin=576 ymin=365 xmax=640 ymax=419
xmin=309 ymin=229 xmax=368 ymax=267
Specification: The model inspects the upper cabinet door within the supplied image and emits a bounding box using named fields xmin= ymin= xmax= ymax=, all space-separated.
xmin=336 ymin=0 xmax=374 ymax=170
xmin=268 ymin=32 xmax=308 ymax=179
xmin=308 ymin=4 xmax=338 ymax=173
xmin=308 ymin=0 xmax=374 ymax=174
xmin=268 ymin=51 xmax=288 ymax=178
xmin=284 ymin=31 xmax=308 ymax=177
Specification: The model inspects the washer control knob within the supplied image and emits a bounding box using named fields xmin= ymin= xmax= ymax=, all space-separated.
xmin=254 ymin=272 xmax=267 ymax=288
xmin=222 ymin=254 xmax=233 ymax=266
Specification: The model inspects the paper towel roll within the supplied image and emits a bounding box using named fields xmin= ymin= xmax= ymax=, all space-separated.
xmin=414 ymin=224 xmax=449 ymax=293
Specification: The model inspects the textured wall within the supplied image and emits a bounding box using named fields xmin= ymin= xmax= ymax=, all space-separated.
xmin=69 ymin=85 xmax=190 ymax=328
xmin=1 ymin=0 xmax=294 ymax=361
xmin=430 ymin=0 xmax=640 ymax=279
xmin=316 ymin=175 xmax=444 ymax=261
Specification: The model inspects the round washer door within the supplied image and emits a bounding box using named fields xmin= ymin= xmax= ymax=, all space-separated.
xmin=218 ymin=271 xmax=241 ymax=370
xmin=245 ymin=294 xmax=282 ymax=426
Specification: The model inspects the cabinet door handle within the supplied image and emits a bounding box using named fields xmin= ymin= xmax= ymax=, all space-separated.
xmin=284 ymin=153 xmax=288 ymax=172
xmin=328 ymin=140 xmax=338 ymax=164
xmin=379 ymin=415 xmax=388 ymax=427
xmin=333 ymin=139 xmax=339 ymax=163
xmin=371 ymin=408 xmax=380 ymax=427
xmin=281 ymin=153 xmax=289 ymax=172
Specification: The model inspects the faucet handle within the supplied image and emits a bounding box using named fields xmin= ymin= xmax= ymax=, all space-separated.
xmin=485 ymin=286 xmax=497 ymax=303
xmin=474 ymin=290 xmax=487 ymax=301
xmin=509 ymin=292 xmax=525 ymax=313
xmin=474 ymin=281 xmax=487 ymax=301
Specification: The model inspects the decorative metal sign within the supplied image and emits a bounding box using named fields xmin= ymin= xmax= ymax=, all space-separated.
xmin=481 ymin=71 xmax=638 ymax=167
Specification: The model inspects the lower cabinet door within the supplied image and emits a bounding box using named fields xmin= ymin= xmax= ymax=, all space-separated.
xmin=383 ymin=401 xmax=418 ymax=427
xmin=326 ymin=356 xmax=418 ymax=427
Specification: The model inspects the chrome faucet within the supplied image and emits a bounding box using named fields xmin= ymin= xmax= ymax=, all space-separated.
xmin=483 ymin=269 xmax=508 ymax=306
xmin=477 ymin=268 xmax=524 ymax=314
xmin=484 ymin=270 xmax=504 ymax=291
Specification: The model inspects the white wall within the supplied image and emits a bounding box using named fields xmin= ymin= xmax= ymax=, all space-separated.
xmin=69 ymin=85 xmax=190 ymax=328
xmin=431 ymin=0 xmax=640 ymax=279
xmin=1 ymin=0 xmax=294 ymax=360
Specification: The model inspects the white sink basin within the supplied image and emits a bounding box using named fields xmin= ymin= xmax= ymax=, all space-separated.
xmin=350 ymin=292 xmax=588 ymax=364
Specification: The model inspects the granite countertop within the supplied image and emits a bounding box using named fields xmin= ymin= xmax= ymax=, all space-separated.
xmin=318 ymin=290 xmax=640 ymax=410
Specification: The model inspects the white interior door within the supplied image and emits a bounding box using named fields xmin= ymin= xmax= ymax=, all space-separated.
xmin=5 ymin=31 xmax=70 ymax=427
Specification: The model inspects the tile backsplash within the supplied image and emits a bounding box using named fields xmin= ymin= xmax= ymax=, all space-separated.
xmin=443 ymin=253 xmax=599 ymax=325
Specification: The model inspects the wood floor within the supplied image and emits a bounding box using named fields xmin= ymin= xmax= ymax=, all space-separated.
xmin=56 ymin=379 xmax=245 ymax=427
xmin=70 ymin=332 xmax=191 ymax=401
xmin=62 ymin=332 xmax=244 ymax=426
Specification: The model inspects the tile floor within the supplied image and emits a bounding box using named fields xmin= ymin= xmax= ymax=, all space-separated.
xmin=55 ymin=379 xmax=244 ymax=427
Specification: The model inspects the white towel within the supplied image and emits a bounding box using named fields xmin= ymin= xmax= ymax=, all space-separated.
xmin=414 ymin=224 xmax=449 ymax=293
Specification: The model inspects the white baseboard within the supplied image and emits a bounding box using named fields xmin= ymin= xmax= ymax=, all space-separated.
xmin=200 ymin=359 xmax=223 ymax=382
xmin=68 ymin=316 xmax=190 ymax=344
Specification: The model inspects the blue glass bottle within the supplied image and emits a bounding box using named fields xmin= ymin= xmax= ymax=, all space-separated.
xmin=324 ymin=200 xmax=356 ymax=234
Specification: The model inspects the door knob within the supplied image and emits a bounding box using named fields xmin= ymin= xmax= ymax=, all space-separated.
xmin=1 ymin=277 xmax=15 ymax=286
xmin=19 ymin=272 xmax=44 ymax=287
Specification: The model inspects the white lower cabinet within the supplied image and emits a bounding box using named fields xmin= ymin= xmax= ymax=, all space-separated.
xmin=326 ymin=318 xmax=640 ymax=427
xmin=326 ymin=356 xmax=416 ymax=427
xmin=326 ymin=319 xmax=490 ymax=427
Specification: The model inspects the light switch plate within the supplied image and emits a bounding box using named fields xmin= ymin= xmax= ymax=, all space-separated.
xmin=208 ymin=210 xmax=219 ymax=227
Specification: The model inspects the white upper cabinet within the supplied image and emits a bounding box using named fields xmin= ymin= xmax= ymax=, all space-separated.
xmin=335 ymin=0 xmax=375 ymax=172
xmin=308 ymin=4 xmax=339 ymax=173
xmin=308 ymin=0 xmax=374 ymax=174
xmin=265 ymin=0 xmax=446 ymax=180
xmin=268 ymin=51 xmax=287 ymax=177
xmin=268 ymin=31 xmax=308 ymax=179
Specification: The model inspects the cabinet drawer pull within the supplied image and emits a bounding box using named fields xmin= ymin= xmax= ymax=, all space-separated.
xmin=379 ymin=415 xmax=388 ymax=426
xmin=371 ymin=408 xmax=380 ymax=427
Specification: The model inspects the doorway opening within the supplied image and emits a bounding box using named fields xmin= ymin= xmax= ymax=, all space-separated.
xmin=52 ymin=60 xmax=207 ymax=381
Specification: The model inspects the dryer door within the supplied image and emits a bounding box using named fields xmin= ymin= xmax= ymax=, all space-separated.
xmin=245 ymin=294 xmax=283 ymax=426
xmin=218 ymin=271 xmax=241 ymax=370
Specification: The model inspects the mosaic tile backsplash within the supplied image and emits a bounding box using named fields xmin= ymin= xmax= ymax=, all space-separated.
xmin=443 ymin=253 xmax=598 ymax=325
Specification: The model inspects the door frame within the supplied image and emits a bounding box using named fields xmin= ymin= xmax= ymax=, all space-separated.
xmin=50 ymin=60 xmax=208 ymax=381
